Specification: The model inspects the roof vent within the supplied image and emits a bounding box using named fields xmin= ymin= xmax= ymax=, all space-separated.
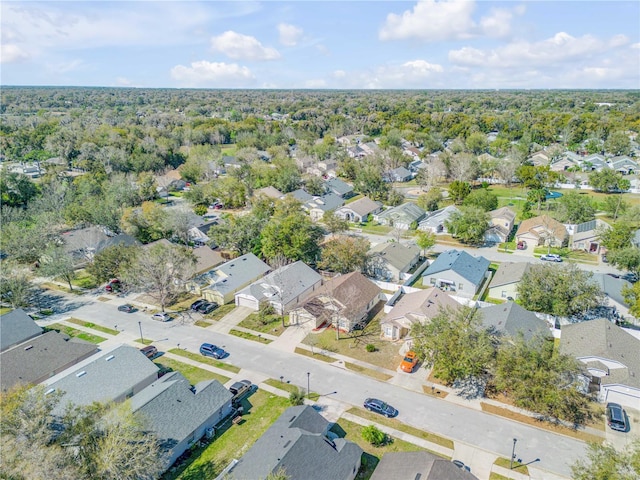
xmin=289 ymin=416 xmax=297 ymax=423
xmin=105 ymin=355 xmax=115 ymax=361
xmin=242 ymin=258 xmax=247 ymax=261
xmin=283 ymin=440 xmax=291 ymax=448
xmin=24 ymin=345 xmax=33 ymax=351
xmin=415 ymin=475 xmax=422 ymax=480
xmin=76 ymin=371 xmax=87 ymax=378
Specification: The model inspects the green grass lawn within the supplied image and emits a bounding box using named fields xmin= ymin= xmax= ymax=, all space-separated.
xmin=44 ymin=323 xmax=107 ymax=344
xmin=229 ymin=329 xmax=273 ymax=344
xmin=262 ymin=378 xmax=320 ymax=400
xmin=294 ymin=346 xmax=335 ymax=363
xmin=205 ymin=303 xmax=237 ymax=321
xmin=70 ymin=269 xmax=98 ymax=289
xmin=66 ymin=318 xmax=119 ymax=335
xmin=163 ymin=390 xmax=289 ymax=480
xmin=168 ymin=348 xmax=240 ymax=374
xmin=493 ymin=457 xmax=529 ymax=475
xmin=0 ymin=307 xmax=13 ymax=316
xmin=153 ymin=357 xmax=230 ymax=385
xmin=237 ymin=313 xmax=286 ymax=336
xmin=344 ymin=363 xmax=392 ymax=382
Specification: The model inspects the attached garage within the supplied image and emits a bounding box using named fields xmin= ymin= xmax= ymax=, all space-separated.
xmin=235 ymin=295 xmax=260 ymax=311
xmin=602 ymin=385 xmax=640 ymax=410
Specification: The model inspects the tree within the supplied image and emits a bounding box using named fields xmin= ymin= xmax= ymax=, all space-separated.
xmin=517 ymin=264 xmax=604 ymax=317
xmin=209 ymin=213 xmax=266 ymax=256
xmin=353 ymin=163 xmax=389 ymax=201
xmin=571 ymin=440 xmax=640 ymax=480
xmin=319 ymin=235 xmax=370 ymax=273
xmin=415 ymin=231 xmax=436 ymax=257
xmin=462 ymin=189 xmax=498 ymax=212
xmin=448 ymin=153 xmax=479 ymax=182
xmin=448 ymin=180 xmax=471 ymax=204
xmin=361 ymin=425 xmax=386 ymax=446
xmin=39 ymin=247 xmax=76 ymax=291
xmin=304 ymin=176 xmax=325 ymax=196
xmin=465 ymin=132 xmax=488 ymax=155
xmin=555 ymin=191 xmax=596 ymax=224
xmin=121 ymin=201 xmax=169 ymax=243
xmin=289 ymin=388 xmax=305 ymax=406
xmin=493 ymin=334 xmax=592 ymax=425
xmin=604 ymin=131 xmax=632 ymax=156
xmin=416 ymin=188 xmax=442 ymax=212
xmin=608 ymin=247 xmax=640 ymax=277
xmin=602 ymin=195 xmax=629 ymax=221
xmin=87 ymin=244 xmax=140 ymax=284
xmin=386 ymin=188 xmax=405 ymax=206
xmin=0 ymin=171 xmax=39 ymax=207
xmin=410 ymin=306 xmax=495 ymax=385
xmin=122 ymin=242 xmax=196 ymax=312
xmin=589 ymin=169 xmax=631 ymax=193
xmin=495 ymin=156 xmax=520 ymax=187
xmin=444 ymin=206 xmax=490 ymax=245
xmin=623 ymin=281 xmax=640 ymax=317
xmin=0 ymin=263 xmax=33 ymax=308
xmin=322 ymin=210 xmax=349 ymax=236
xmin=598 ymin=222 xmax=634 ymax=251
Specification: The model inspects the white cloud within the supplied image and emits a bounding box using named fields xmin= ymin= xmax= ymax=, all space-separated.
xmin=115 ymin=77 xmax=132 ymax=86
xmin=332 ymin=70 xmax=346 ymax=78
xmin=278 ymin=23 xmax=303 ymax=46
xmin=170 ymin=61 xmax=255 ymax=87
xmin=609 ymin=34 xmax=629 ymax=47
xmin=1 ymin=44 xmax=29 ymax=63
xmin=332 ymin=59 xmax=444 ymax=89
xmin=479 ymin=8 xmax=516 ymax=38
xmin=210 ymin=31 xmax=280 ymax=61
xmin=305 ymin=79 xmax=327 ymax=88
xmin=632 ymin=43 xmax=640 ymax=49
xmin=45 ymin=59 xmax=83 ymax=74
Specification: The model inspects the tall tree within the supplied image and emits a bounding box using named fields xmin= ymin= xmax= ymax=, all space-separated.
xmin=589 ymin=169 xmax=631 ymax=193
xmin=415 ymin=231 xmax=436 ymax=257
xmin=209 ymin=213 xmax=266 ymax=256
xmin=448 ymin=180 xmax=472 ymax=204
xmin=322 ymin=210 xmax=350 ymax=236
xmin=462 ymin=188 xmax=498 ymax=212
xmin=87 ymin=244 xmax=140 ymax=284
xmin=39 ymin=247 xmax=76 ymax=291
xmin=319 ymin=235 xmax=370 ymax=273
xmin=0 ymin=263 xmax=34 ymax=308
xmin=444 ymin=206 xmax=490 ymax=245
xmin=571 ymin=441 xmax=640 ymax=480
xmin=555 ymin=191 xmax=596 ymax=224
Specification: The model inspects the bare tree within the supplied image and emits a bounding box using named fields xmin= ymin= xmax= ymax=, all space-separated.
xmin=495 ymin=157 xmax=520 ymax=187
xmin=269 ymin=254 xmax=291 ymax=327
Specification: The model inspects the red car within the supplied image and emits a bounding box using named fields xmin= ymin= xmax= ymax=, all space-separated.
xmin=517 ymin=241 xmax=527 ymax=250
xmin=105 ymin=279 xmax=121 ymax=292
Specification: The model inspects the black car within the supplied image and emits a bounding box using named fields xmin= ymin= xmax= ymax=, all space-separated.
xmin=200 ymin=343 xmax=227 ymax=359
xmin=363 ymin=398 xmax=398 ymax=418
xmin=606 ymin=403 xmax=628 ymax=432
xmin=117 ymin=304 xmax=136 ymax=313
xmin=190 ymin=299 xmax=206 ymax=311
xmin=197 ymin=302 xmax=218 ymax=314
xmin=229 ymin=380 xmax=253 ymax=404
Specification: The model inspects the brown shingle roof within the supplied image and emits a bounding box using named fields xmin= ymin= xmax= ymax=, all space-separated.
xmin=515 ymin=215 xmax=568 ymax=242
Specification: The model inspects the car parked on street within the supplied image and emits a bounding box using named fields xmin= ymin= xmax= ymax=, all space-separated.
xmin=540 ymin=254 xmax=562 ymax=262
xmin=117 ymin=304 xmax=136 ymax=313
xmin=363 ymin=398 xmax=398 ymax=418
xmin=151 ymin=312 xmax=172 ymax=322
xmin=400 ymin=351 xmax=419 ymax=373
xmin=200 ymin=342 xmax=227 ymax=359
xmin=606 ymin=403 xmax=628 ymax=432
xmin=452 ymin=460 xmax=471 ymax=472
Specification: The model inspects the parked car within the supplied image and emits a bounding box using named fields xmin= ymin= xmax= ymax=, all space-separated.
xmin=363 ymin=398 xmax=398 ymax=418
xmin=117 ymin=304 xmax=136 ymax=313
xmin=400 ymin=351 xmax=419 ymax=373
xmin=140 ymin=345 xmax=158 ymax=359
xmin=623 ymin=272 xmax=639 ymax=283
xmin=540 ymin=254 xmax=562 ymax=262
xmin=606 ymin=403 xmax=628 ymax=432
xmin=190 ymin=299 xmax=206 ymax=311
xmin=601 ymin=254 xmax=609 ymax=263
xmin=229 ymin=380 xmax=253 ymax=405
xmin=517 ymin=241 xmax=527 ymax=250
xmin=200 ymin=343 xmax=227 ymax=359
xmin=151 ymin=312 xmax=172 ymax=322
xmin=105 ymin=278 xmax=121 ymax=292
xmin=197 ymin=302 xmax=218 ymax=314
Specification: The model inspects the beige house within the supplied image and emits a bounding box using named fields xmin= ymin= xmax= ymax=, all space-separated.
xmin=335 ymin=196 xmax=382 ymax=223
xmin=289 ymin=272 xmax=381 ymax=331
xmin=380 ymin=288 xmax=460 ymax=341
xmin=515 ymin=215 xmax=568 ymax=248
xmin=485 ymin=206 xmax=516 ymax=243
xmin=367 ymin=242 xmax=420 ymax=282
xmin=571 ymin=219 xmax=610 ymax=254
xmin=487 ymin=262 xmax=531 ymax=301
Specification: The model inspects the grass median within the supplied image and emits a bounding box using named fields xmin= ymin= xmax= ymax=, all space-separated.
xmin=168 ymin=348 xmax=240 ymax=374
xmin=67 ymin=318 xmax=119 ymax=336
xmin=153 ymin=357 xmax=230 ymax=385
xmin=44 ymin=323 xmax=107 ymax=344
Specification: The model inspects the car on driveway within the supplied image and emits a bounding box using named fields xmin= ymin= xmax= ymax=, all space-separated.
xmin=151 ymin=312 xmax=172 ymax=322
xmin=197 ymin=302 xmax=218 ymax=314
xmin=540 ymin=254 xmax=562 ymax=262
xmin=105 ymin=278 xmax=122 ymax=292
xmin=364 ymin=398 xmax=398 ymax=418
xmin=400 ymin=351 xmax=419 ymax=373
xmin=517 ymin=241 xmax=527 ymax=250
xmin=140 ymin=345 xmax=158 ymax=359
xmin=200 ymin=342 xmax=227 ymax=359
xmin=606 ymin=403 xmax=628 ymax=432
xmin=190 ymin=299 xmax=206 ymax=311
xmin=117 ymin=304 xmax=136 ymax=313
xmin=229 ymin=380 xmax=253 ymax=405
xmin=452 ymin=460 xmax=471 ymax=472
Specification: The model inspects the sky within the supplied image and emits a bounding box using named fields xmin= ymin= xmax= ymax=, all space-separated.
xmin=1 ymin=0 xmax=639 ymax=89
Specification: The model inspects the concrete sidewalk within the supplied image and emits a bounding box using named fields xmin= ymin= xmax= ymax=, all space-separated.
xmin=208 ymin=306 xmax=253 ymax=333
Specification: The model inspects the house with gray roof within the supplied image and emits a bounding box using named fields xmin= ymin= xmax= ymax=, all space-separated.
xmin=131 ymin=372 xmax=233 ymax=469
xmin=387 ymin=166 xmax=412 ymax=183
xmin=228 ymin=405 xmax=362 ymax=480
xmin=254 ymin=186 xmax=284 ymax=199
xmin=560 ymin=318 xmax=640 ymax=409
xmin=0 ymin=309 xmax=42 ymax=352
xmin=418 ymin=205 xmax=460 ymax=234
xmin=583 ymin=154 xmax=607 ymax=171
xmin=44 ymin=344 xmax=159 ymax=414
xmin=1 ymin=331 xmax=98 ymax=392
xmin=367 ymin=242 xmax=420 ymax=282
xmin=487 ymin=262 xmax=531 ymax=301
xmin=591 ymin=273 xmax=631 ymax=311
xmin=609 ymin=156 xmax=638 ymax=175
xmin=303 ymin=193 xmax=345 ymax=222
xmin=374 ymin=203 xmax=426 ymax=230
xmin=571 ymin=219 xmax=610 ymax=254
xmin=235 ymin=261 xmax=322 ymax=314
xmin=479 ymin=302 xmax=551 ymax=341
xmin=370 ymin=451 xmax=477 ymax=480
xmin=325 ymin=178 xmax=354 ymax=198
xmin=335 ymin=196 xmax=382 ymax=223
xmin=422 ymin=250 xmax=490 ymax=298
xmin=195 ymin=253 xmax=271 ymax=304
xmin=288 ymin=188 xmax=314 ymax=203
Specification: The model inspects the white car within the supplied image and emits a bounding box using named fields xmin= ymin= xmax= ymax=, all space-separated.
xmin=540 ymin=254 xmax=562 ymax=262
xmin=151 ymin=312 xmax=172 ymax=322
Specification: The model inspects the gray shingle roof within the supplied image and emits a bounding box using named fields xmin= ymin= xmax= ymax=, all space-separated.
xmin=488 ymin=262 xmax=531 ymax=289
xmin=418 ymin=205 xmax=460 ymax=230
xmin=370 ymin=451 xmax=478 ymax=480
xmin=201 ymin=253 xmax=271 ymax=296
xmin=0 ymin=331 xmax=98 ymax=392
xmin=479 ymin=302 xmax=550 ymax=340
xmin=305 ymin=193 xmax=345 ymax=212
xmin=0 ymin=309 xmax=42 ymax=352
xmin=288 ymin=188 xmax=314 ymax=203
xmin=423 ymin=250 xmax=490 ymax=287
xmin=591 ymin=273 xmax=631 ymax=306
xmin=131 ymin=372 xmax=232 ymax=457
xmin=229 ymin=406 xmax=362 ymax=480
xmin=378 ymin=202 xmax=426 ymax=224
xmin=369 ymin=242 xmax=420 ymax=271
xmin=337 ymin=196 xmax=381 ymax=217
xmin=325 ymin=178 xmax=353 ymax=196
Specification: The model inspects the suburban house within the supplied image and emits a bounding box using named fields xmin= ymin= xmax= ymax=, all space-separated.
xmin=303 ymin=193 xmax=345 ymax=222
xmin=487 ymin=262 xmax=531 ymax=300
xmin=288 ymin=188 xmax=314 ymax=204
xmin=367 ymin=242 xmax=421 ymax=282
xmin=370 ymin=451 xmax=477 ymax=480
xmin=590 ymin=273 xmax=632 ymax=312
xmin=527 ymin=151 xmax=550 ymax=167
xmin=0 ymin=309 xmax=42 ymax=352
xmin=188 ymin=220 xmax=218 ymax=247
xmin=485 ymin=206 xmax=516 ymax=243
xmin=417 ymin=205 xmax=460 ymax=234
xmin=550 ymin=157 xmax=579 ymax=172
xmin=422 ymin=250 xmax=490 ymax=298
xmin=1 ymin=330 xmax=99 ymax=392
xmin=335 ymin=196 xmax=383 ymax=223
xmin=610 ymin=156 xmax=638 ymax=175
xmin=60 ymin=226 xmax=110 ymax=264
xmin=130 ymin=372 xmax=233 ymax=469
xmin=374 ymin=203 xmax=426 ymax=230
xmin=560 ymin=319 xmax=640 ymax=409
xmin=156 ymin=168 xmax=186 ymax=191
xmin=235 ymin=261 xmax=323 ymax=314
xmin=380 ymin=288 xmax=461 ymax=341
xmin=228 ymin=405 xmax=362 ymax=480
xmin=44 ymin=344 xmax=160 ymax=414
xmin=325 ymin=178 xmax=354 ymax=198
xmin=582 ymin=154 xmax=608 ymax=171
xmin=478 ymin=302 xmax=551 ymax=341
xmin=387 ymin=166 xmax=412 ymax=183
xmin=288 ymin=272 xmax=381 ymax=331
xmin=254 ymin=186 xmax=284 ymax=199
xmin=571 ymin=219 xmax=610 ymax=254
xmin=192 ymin=247 xmax=225 ymax=275
xmin=515 ymin=215 xmax=568 ymax=248
xmin=194 ymin=253 xmax=271 ymax=304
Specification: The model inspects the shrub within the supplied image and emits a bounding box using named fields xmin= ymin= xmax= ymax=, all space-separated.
xmin=366 ymin=344 xmax=377 ymax=352
xmin=193 ymin=204 xmax=208 ymax=216
xmin=289 ymin=388 xmax=305 ymax=406
xmin=361 ymin=425 xmax=386 ymax=446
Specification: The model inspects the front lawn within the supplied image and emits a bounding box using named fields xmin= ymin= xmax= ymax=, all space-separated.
xmin=168 ymin=348 xmax=240 ymax=374
xmin=164 ymin=390 xmax=289 ymax=480
xmin=153 ymin=357 xmax=230 ymax=385
xmin=237 ymin=312 xmax=286 ymax=336
xmin=70 ymin=269 xmax=98 ymax=289
xmin=44 ymin=323 xmax=107 ymax=344
xmin=66 ymin=318 xmax=119 ymax=336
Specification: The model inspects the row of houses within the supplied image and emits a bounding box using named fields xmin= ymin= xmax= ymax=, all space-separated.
xmin=529 ymin=151 xmax=640 ymax=175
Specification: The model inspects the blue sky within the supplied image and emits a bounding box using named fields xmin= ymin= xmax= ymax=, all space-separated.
xmin=1 ymin=1 xmax=639 ymax=89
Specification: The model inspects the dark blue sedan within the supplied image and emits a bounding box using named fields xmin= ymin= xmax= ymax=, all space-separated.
xmin=364 ymin=398 xmax=398 ymax=418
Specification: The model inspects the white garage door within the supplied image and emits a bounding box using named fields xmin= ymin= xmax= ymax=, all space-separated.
xmin=236 ymin=295 xmax=259 ymax=310
xmin=602 ymin=386 xmax=640 ymax=410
